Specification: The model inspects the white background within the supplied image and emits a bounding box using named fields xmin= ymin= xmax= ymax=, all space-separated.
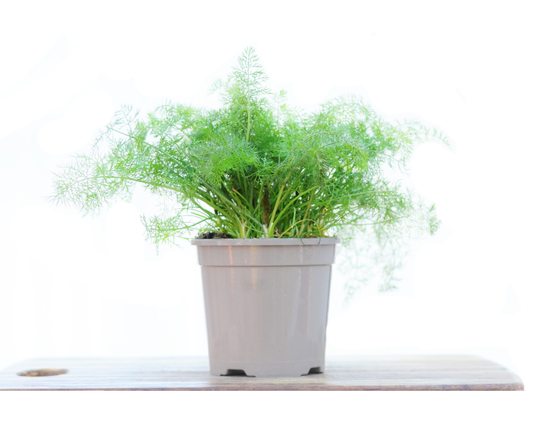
xmin=0 ymin=0 xmax=531 ymax=426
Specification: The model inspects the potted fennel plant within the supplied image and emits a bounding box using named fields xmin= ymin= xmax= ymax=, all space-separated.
xmin=51 ymin=47 xmax=446 ymax=377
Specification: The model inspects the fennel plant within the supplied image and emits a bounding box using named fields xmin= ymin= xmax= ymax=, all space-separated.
xmin=51 ymin=47 xmax=447 ymax=294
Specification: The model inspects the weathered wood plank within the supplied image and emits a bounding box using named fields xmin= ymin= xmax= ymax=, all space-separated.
xmin=0 ymin=356 xmax=524 ymax=391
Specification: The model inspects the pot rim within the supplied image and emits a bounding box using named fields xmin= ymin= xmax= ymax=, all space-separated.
xmin=191 ymin=237 xmax=340 ymax=246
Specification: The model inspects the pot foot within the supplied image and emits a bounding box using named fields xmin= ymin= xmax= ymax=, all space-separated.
xmin=305 ymin=366 xmax=323 ymax=375
xmin=221 ymin=369 xmax=253 ymax=377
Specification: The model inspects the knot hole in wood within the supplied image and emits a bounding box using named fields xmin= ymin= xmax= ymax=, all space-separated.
xmin=16 ymin=368 xmax=69 ymax=377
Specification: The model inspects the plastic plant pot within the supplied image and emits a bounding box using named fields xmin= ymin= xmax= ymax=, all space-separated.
xmin=191 ymin=237 xmax=340 ymax=377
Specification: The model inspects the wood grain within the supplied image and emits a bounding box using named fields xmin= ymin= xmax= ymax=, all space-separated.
xmin=0 ymin=355 xmax=524 ymax=391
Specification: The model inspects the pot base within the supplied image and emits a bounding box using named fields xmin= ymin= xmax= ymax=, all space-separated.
xmin=211 ymin=359 xmax=324 ymax=377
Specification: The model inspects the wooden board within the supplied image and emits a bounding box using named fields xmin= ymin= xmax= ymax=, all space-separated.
xmin=0 ymin=355 xmax=523 ymax=391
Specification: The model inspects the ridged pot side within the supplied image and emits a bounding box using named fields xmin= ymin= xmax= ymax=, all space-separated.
xmin=191 ymin=238 xmax=340 ymax=377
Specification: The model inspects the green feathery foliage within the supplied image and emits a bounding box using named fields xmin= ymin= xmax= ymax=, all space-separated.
xmin=51 ymin=47 xmax=447 ymax=296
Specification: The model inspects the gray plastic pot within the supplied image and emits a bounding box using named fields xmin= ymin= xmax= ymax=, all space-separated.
xmin=191 ymin=237 xmax=340 ymax=377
